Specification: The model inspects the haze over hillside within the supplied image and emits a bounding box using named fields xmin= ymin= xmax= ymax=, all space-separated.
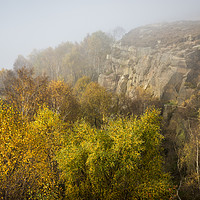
xmin=121 ymin=21 xmax=200 ymax=47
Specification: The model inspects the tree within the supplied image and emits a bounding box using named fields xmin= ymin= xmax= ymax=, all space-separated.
xmin=176 ymin=107 xmax=200 ymax=199
xmin=13 ymin=55 xmax=32 ymax=71
xmin=0 ymin=68 xmax=7 ymax=98
xmin=47 ymin=80 xmax=80 ymax=122
xmin=11 ymin=31 xmax=113 ymax=83
xmin=3 ymin=67 xmax=49 ymax=120
xmin=163 ymin=91 xmax=200 ymax=199
xmin=73 ymin=76 xmax=91 ymax=99
xmin=113 ymin=87 xmax=162 ymax=117
xmin=111 ymin=26 xmax=126 ymax=40
xmin=0 ymin=102 xmax=65 ymax=199
xmin=82 ymin=31 xmax=113 ymax=80
xmin=0 ymin=100 xmax=29 ymax=199
xmin=62 ymin=45 xmax=87 ymax=84
xmin=29 ymin=47 xmax=59 ymax=80
xmin=57 ymin=108 xmax=175 ymax=199
xmin=80 ymin=82 xmax=112 ymax=127
xmin=29 ymin=42 xmax=76 ymax=81
xmin=28 ymin=107 xmax=66 ymax=199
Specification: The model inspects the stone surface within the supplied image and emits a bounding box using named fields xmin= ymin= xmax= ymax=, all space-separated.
xmin=98 ymin=21 xmax=200 ymax=104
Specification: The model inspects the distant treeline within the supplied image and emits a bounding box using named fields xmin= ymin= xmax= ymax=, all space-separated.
xmin=13 ymin=31 xmax=114 ymax=84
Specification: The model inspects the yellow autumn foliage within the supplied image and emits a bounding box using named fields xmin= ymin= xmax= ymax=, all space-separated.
xmin=57 ymin=108 xmax=175 ymax=199
xmin=0 ymin=101 xmax=65 ymax=199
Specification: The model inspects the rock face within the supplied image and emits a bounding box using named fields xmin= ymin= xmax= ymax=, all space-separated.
xmin=98 ymin=21 xmax=200 ymax=104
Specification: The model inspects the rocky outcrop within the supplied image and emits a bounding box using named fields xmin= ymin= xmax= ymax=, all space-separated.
xmin=98 ymin=21 xmax=200 ymax=104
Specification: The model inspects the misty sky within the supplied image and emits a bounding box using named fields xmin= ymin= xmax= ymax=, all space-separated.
xmin=0 ymin=0 xmax=200 ymax=70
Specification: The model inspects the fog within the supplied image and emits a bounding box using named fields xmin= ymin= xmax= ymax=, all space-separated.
xmin=0 ymin=0 xmax=200 ymax=69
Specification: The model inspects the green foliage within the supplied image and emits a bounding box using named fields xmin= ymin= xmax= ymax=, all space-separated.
xmin=57 ymin=108 xmax=175 ymax=199
xmin=80 ymin=82 xmax=112 ymax=127
xmin=73 ymin=76 xmax=91 ymax=99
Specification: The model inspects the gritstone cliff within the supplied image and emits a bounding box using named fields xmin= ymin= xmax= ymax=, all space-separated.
xmin=98 ymin=21 xmax=200 ymax=105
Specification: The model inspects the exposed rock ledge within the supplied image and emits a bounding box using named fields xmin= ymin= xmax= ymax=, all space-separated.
xmin=98 ymin=21 xmax=200 ymax=104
